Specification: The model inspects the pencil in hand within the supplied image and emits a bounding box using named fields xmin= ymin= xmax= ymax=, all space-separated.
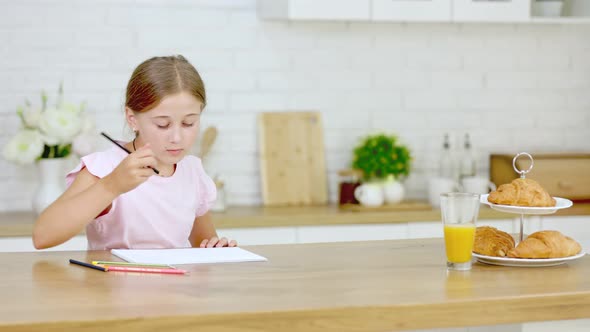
xmin=100 ymin=132 xmax=159 ymax=174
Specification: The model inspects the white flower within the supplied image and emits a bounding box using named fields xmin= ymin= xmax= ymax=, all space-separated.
xmin=59 ymin=102 xmax=82 ymax=115
xmin=2 ymin=129 xmax=44 ymax=164
xmin=3 ymin=85 xmax=92 ymax=165
xmin=79 ymin=112 xmax=96 ymax=134
xmin=39 ymin=107 xmax=82 ymax=145
xmin=20 ymin=106 xmax=43 ymax=128
xmin=72 ymin=132 xmax=96 ymax=157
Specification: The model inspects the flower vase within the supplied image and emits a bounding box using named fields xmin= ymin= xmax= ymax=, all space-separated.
xmin=32 ymin=158 xmax=67 ymax=215
xmin=382 ymin=176 xmax=405 ymax=204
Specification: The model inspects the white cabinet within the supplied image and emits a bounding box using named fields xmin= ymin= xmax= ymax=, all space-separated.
xmin=453 ymin=0 xmax=530 ymax=22
xmin=218 ymin=227 xmax=297 ymax=246
xmin=0 ymin=235 xmax=87 ymax=252
xmin=296 ymin=218 xmax=518 ymax=244
xmin=297 ymin=224 xmax=408 ymax=243
xmin=0 ymin=228 xmax=296 ymax=252
xmin=257 ymin=0 xmax=370 ymax=21
xmin=568 ymin=0 xmax=590 ymax=16
xmin=407 ymin=221 xmax=443 ymax=238
xmin=1 ymin=216 xmax=587 ymax=251
xmin=372 ymin=0 xmax=452 ymax=22
xmin=258 ymin=0 xmax=590 ymax=23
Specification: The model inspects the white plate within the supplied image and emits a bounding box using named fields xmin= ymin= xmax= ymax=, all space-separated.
xmin=480 ymin=194 xmax=572 ymax=215
xmin=473 ymin=252 xmax=586 ymax=267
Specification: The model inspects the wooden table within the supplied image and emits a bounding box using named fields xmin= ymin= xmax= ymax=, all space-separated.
xmin=1 ymin=239 xmax=589 ymax=332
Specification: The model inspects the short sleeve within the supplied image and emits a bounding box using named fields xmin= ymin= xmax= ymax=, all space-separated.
xmin=65 ymin=150 xmax=119 ymax=188
xmin=194 ymin=158 xmax=217 ymax=217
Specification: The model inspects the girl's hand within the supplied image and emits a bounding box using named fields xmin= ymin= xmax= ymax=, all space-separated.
xmin=102 ymin=144 xmax=158 ymax=195
xmin=200 ymin=236 xmax=237 ymax=248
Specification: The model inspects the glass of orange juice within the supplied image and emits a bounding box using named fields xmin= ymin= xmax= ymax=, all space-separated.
xmin=440 ymin=193 xmax=480 ymax=271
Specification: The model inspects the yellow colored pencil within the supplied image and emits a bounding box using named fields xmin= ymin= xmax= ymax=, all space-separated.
xmin=92 ymin=261 xmax=172 ymax=268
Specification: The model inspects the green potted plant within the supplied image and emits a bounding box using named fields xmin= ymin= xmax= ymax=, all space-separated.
xmin=352 ymin=134 xmax=412 ymax=204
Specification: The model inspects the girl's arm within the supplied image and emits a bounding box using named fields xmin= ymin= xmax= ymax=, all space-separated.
xmin=189 ymin=212 xmax=237 ymax=248
xmin=33 ymin=144 xmax=158 ymax=249
xmin=32 ymin=168 xmax=118 ymax=249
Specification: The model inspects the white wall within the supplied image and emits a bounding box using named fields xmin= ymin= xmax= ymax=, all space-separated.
xmin=1 ymin=0 xmax=589 ymax=211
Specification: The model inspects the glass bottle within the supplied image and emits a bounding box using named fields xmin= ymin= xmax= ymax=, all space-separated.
xmin=439 ymin=133 xmax=454 ymax=179
xmin=459 ymin=133 xmax=476 ymax=180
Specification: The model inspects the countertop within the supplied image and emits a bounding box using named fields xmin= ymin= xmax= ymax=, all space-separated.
xmin=1 ymin=202 xmax=589 ymax=238
xmin=0 ymin=239 xmax=589 ymax=331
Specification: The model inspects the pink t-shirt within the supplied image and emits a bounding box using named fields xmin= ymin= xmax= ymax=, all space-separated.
xmin=66 ymin=145 xmax=217 ymax=250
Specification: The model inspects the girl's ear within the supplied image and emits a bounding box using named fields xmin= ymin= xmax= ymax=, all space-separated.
xmin=125 ymin=107 xmax=138 ymax=132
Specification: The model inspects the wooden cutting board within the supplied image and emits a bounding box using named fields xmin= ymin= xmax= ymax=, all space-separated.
xmin=258 ymin=112 xmax=328 ymax=206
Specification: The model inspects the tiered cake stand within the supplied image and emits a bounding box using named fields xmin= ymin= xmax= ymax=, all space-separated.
xmin=474 ymin=152 xmax=583 ymax=267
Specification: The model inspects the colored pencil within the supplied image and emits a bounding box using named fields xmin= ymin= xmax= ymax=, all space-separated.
xmin=100 ymin=132 xmax=160 ymax=174
xmin=69 ymin=259 xmax=107 ymax=272
xmin=92 ymin=260 xmax=172 ymax=268
xmin=105 ymin=266 xmax=188 ymax=275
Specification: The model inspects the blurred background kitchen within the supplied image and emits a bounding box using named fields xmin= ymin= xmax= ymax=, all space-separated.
xmin=0 ymin=0 xmax=589 ymax=213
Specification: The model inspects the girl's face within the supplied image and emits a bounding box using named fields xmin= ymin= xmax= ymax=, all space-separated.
xmin=126 ymin=91 xmax=203 ymax=166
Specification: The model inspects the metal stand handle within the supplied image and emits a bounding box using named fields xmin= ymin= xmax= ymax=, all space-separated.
xmin=512 ymin=152 xmax=534 ymax=179
xmin=512 ymin=152 xmax=534 ymax=243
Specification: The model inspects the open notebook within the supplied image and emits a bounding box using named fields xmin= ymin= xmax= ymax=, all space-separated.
xmin=111 ymin=247 xmax=268 ymax=265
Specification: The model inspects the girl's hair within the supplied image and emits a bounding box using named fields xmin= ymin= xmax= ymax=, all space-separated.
xmin=125 ymin=55 xmax=206 ymax=113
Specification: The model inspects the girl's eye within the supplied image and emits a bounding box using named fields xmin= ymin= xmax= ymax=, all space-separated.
xmin=156 ymin=124 xmax=169 ymax=129
xmin=183 ymin=123 xmax=195 ymax=127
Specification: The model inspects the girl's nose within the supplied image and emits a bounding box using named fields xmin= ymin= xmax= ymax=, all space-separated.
xmin=169 ymin=127 xmax=182 ymax=143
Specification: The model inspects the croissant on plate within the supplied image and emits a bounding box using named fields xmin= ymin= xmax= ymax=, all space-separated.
xmin=507 ymin=230 xmax=582 ymax=259
xmin=473 ymin=226 xmax=515 ymax=257
xmin=488 ymin=178 xmax=556 ymax=207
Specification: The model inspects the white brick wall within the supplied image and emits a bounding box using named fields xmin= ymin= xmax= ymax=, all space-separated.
xmin=1 ymin=0 xmax=589 ymax=211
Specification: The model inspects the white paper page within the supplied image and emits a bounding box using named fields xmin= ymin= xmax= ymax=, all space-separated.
xmin=111 ymin=247 xmax=268 ymax=265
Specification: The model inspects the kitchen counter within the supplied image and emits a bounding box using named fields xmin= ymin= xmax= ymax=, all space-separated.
xmin=1 ymin=202 xmax=589 ymax=238
xmin=1 ymin=239 xmax=589 ymax=331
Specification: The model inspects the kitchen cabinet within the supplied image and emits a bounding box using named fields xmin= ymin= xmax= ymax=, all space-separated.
xmin=218 ymin=227 xmax=297 ymax=245
xmin=0 ymin=218 xmax=512 ymax=252
xmin=293 ymin=216 xmax=588 ymax=248
xmin=297 ymin=223 xmax=408 ymax=243
xmin=258 ymin=0 xmax=590 ymax=23
xmin=257 ymin=0 xmax=370 ymax=21
xmin=0 ymin=215 xmax=587 ymax=252
xmin=0 ymin=235 xmax=88 ymax=252
xmin=0 ymin=228 xmax=297 ymax=252
xmin=532 ymin=0 xmax=590 ymax=23
xmin=453 ymin=0 xmax=530 ymax=22
xmin=371 ymin=0 xmax=452 ymax=22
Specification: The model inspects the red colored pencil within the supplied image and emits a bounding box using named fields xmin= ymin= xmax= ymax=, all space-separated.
xmin=106 ymin=266 xmax=188 ymax=275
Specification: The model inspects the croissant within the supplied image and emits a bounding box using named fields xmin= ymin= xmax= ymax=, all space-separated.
xmin=474 ymin=226 xmax=515 ymax=257
xmin=488 ymin=178 xmax=556 ymax=207
xmin=507 ymin=230 xmax=582 ymax=259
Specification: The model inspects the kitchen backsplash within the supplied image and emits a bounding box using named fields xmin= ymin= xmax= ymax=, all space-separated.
xmin=1 ymin=0 xmax=589 ymax=211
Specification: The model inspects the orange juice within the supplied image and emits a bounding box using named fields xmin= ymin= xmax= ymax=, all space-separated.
xmin=444 ymin=224 xmax=476 ymax=263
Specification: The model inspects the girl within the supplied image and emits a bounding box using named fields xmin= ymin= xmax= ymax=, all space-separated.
xmin=33 ymin=55 xmax=236 ymax=250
